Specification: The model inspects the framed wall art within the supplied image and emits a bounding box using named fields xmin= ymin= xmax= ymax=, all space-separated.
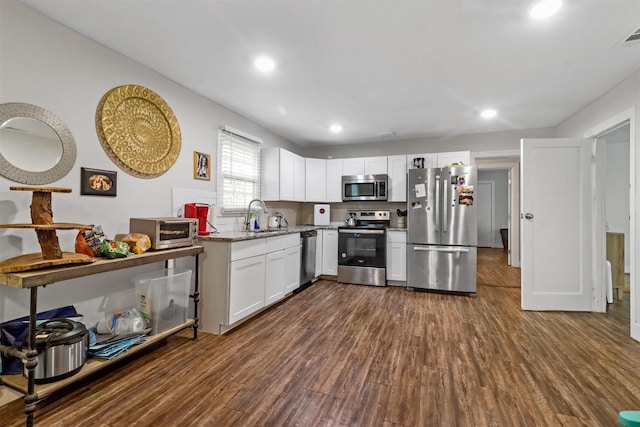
xmin=194 ymin=151 xmax=211 ymax=181
xmin=80 ymin=167 xmax=117 ymax=196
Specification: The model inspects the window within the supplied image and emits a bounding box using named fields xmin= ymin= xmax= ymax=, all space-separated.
xmin=217 ymin=129 xmax=261 ymax=211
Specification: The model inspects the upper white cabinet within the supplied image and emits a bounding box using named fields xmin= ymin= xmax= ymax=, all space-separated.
xmin=326 ymin=159 xmax=343 ymax=202
xmin=387 ymin=155 xmax=407 ymax=202
xmin=407 ymin=153 xmax=438 ymax=170
xmin=341 ymin=156 xmax=388 ymax=176
xmin=293 ymin=154 xmax=305 ymax=201
xmin=262 ymin=147 xmax=305 ymax=201
xmin=407 ymin=151 xmax=471 ymax=170
xmin=342 ymin=158 xmax=364 ymax=176
xmin=436 ymin=151 xmax=471 ymax=167
xmin=365 ymin=156 xmax=388 ymax=175
xmin=305 ymin=158 xmax=327 ymax=202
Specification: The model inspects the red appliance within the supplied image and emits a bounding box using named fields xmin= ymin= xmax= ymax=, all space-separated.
xmin=184 ymin=203 xmax=210 ymax=236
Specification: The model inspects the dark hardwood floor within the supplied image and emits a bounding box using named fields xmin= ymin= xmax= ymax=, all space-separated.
xmin=2 ymin=248 xmax=639 ymax=426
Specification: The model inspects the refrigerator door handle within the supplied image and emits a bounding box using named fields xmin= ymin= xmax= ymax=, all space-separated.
xmin=435 ymin=175 xmax=440 ymax=232
xmin=443 ymin=180 xmax=448 ymax=233
xmin=413 ymin=246 xmax=470 ymax=254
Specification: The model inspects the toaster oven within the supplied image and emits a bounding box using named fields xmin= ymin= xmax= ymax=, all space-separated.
xmin=129 ymin=217 xmax=198 ymax=250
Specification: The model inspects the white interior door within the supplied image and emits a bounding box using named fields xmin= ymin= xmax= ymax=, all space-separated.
xmin=477 ymin=182 xmax=494 ymax=247
xmin=521 ymin=138 xmax=604 ymax=311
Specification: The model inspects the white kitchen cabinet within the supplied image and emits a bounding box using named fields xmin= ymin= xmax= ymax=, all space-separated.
xmin=342 ymin=158 xmax=364 ymax=176
xmin=262 ymin=147 xmax=305 ymax=201
xmin=386 ymin=231 xmax=407 ymax=283
xmin=284 ymin=245 xmax=301 ymax=293
xmin=229 ymin=255 xmax=266 ymax=324
xmin=293 ymin=153 xmax=306 ymax=201
xmin=406 ymin=151 xmax=471 ymax=170
xmin=305 ymin=158 xmax=327 ymax=202
xmin=407 ymin=153 xmax=438 ymax=170
xmin=265 ymin=250 xmax=286 ymax=305
xmin=388 ymin=155 xmax=407 ymax=202
xmin=436 ymin=151 xmax=471 ymax=167
xmin=201 ymin=233 xmax=301 ymax=334
xmin=365 ymin=156 xmax=388 ymax=175
xmin=315 ymin=231 xmax=323 ymax=277
xmin=326 ymin=159 xmax=343 ymax=202
xmin=322 ymin=229 xmax=338 ymax=276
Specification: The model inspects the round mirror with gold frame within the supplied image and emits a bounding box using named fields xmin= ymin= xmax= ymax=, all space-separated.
xmin=0 ymin=103 xmax=77 ymax=185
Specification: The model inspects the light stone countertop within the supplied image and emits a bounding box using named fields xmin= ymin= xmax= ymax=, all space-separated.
xmin=198 ymin=225 xmax=404 ymax=242
xmin=198 ymin=225 xmax=337 ymax=242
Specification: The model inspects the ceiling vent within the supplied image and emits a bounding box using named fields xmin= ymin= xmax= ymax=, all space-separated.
xmin=617 ymin=26 xmax=640 ymax=48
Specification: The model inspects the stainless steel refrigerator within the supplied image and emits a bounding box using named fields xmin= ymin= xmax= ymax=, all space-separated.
xmin=407 ymin=166 xmax=477 ymax=293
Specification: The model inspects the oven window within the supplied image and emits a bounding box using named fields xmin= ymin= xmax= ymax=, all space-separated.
xmin=159 ymin=222 xmax=190 ymax=240
xmin=344 ymin=182 xmax=375 ymax=198
xmin=338 ymin=232 xmax=386 ymax=267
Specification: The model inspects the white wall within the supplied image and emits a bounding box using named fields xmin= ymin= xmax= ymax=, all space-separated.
xmin=478 ymin=169 xmax=509 ymax=248
xmin=0 ymin=2 xmax=298 ymax=324
xmin=303 ymin=127 xmax=556 ymax=159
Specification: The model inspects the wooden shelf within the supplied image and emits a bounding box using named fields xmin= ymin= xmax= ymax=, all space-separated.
xmin=0 ymin=245 xmax=204 ymax=288
xmin=0 ymin=223 xmax=93 ymax=230
xmin=1 ymin=319 xmax=195 ymax=399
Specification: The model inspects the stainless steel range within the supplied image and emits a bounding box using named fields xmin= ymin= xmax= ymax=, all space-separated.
xmin=337 ymin=210 xmax=390 ymax=287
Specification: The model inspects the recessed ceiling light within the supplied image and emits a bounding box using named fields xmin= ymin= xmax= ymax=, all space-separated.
xmin=529 ymin=0 xmax=561 ymax=20
xmin=481 ymin=109 xmax=498 ymax=119
xmin=329 ymin=124 xmax=343 ymax=133
xmin=254 ymin=55 xmax=276 ymax=72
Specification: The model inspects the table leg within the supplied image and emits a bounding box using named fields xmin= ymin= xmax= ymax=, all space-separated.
xmin=24 ymin=287 xmax=39 ymax=426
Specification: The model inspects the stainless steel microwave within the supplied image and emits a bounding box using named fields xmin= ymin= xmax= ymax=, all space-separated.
xmin=341 ymin=174 xmax=388 ymax=201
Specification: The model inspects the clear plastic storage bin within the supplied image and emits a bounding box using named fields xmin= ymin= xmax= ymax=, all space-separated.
xmin=133 ymin=268 xmax=191 ymax=335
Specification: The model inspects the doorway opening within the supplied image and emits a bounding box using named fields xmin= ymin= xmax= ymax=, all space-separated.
xmin=599 ymin=122 xmax=631 ymax=309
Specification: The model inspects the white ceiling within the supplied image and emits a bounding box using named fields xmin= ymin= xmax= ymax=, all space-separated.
xmin=20 ymin=0 xmax=640 ymax=148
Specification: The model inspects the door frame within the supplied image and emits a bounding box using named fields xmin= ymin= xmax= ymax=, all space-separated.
xmin=472 ymin=150 xmax=520 ymax=267
xmin=584 ymin=106 xmax=637 ymax=340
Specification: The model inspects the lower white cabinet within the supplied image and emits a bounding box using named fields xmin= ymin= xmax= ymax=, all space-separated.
xmin=265 ymin=250 xmax=286 ymax=305
xmin=229 ymin=255 xmax=266 ymax=324
xmin=284 ymin=245 xmax=301 ymax=293
xmin=386 ymin=231 xmax=407 ymax=283
xmin=315 ymin=232 xmax=323 ymax=277
xmin=322 ymin=229 xmax=338 ymax=275
xmin=201 ymin=232 xmax=300 ymax=334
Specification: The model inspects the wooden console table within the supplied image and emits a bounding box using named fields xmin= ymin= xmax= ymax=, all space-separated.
xmin=0 ymin=245 xmax=204 ymax=426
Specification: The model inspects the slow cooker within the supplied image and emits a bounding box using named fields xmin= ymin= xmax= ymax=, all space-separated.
xmin=26 ymin=318 xmax=88 ymax=383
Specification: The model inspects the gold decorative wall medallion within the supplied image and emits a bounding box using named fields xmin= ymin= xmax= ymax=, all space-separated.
xmin=95 ymin=85 xmax=181 ymax=178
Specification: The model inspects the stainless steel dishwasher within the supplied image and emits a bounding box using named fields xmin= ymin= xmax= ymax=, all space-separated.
xmin=299 ymin=230 xmax=317 ymax=286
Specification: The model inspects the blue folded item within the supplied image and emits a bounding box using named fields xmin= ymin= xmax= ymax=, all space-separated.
xmin=87 ymin=327 xmax=148 ymax=359
xmin=1 ymin=306 xmax=79 ymax=374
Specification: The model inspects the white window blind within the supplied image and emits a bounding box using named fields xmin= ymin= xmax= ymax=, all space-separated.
xmin=217 ymin=129 xmax=261 ymax=211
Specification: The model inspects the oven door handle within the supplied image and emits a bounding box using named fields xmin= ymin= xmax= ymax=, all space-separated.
xmin=338 ymin=229 xmax=385 ymax=235
xmin=413 ymin=246 xmax=470 ymax=254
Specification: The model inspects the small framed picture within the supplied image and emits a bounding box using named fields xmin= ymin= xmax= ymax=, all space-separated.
xmin=80 ymin=167 xmax=117 ymax=196
xmin=194 ymin=151 xmax=211 ymax=180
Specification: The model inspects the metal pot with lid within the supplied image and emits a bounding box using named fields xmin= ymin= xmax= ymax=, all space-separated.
xmin=27 ymin=318 xmax=88 ymax=383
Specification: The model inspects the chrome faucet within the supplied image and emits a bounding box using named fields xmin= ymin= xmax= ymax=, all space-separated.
xmin=245 ymin=199 xmax=268 ymax=231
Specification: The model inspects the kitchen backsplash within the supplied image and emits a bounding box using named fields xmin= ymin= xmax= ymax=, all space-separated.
xmin=171 ymin=186 xmax=407 ymax=232
xmin=302 ymin=201 xmax=407 ymax=227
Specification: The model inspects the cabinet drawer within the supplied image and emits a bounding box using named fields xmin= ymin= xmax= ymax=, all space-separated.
xmin=231 ymin=239 xmax=266 ymax=261
xmin=265 ymin=233 xmax=300 ymax=253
